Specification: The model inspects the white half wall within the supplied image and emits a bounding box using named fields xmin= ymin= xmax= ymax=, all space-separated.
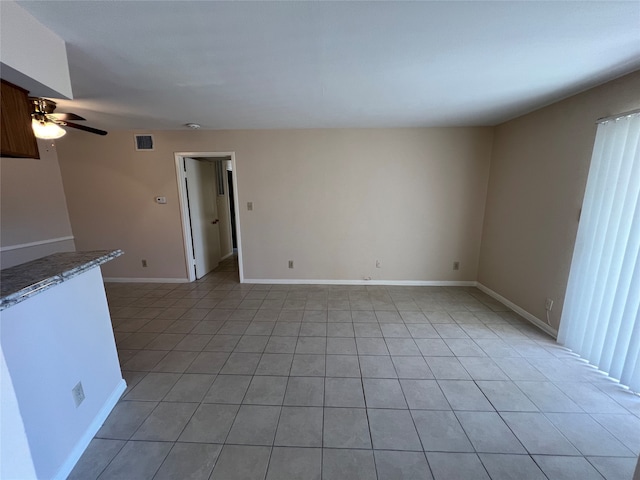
xmin=0 ymin=237 xmax=76 ymax=269
xmin=0 ymin=348 xmax=37 ymax=480
xmin=0 ymin=267 xmax=124 ymax=480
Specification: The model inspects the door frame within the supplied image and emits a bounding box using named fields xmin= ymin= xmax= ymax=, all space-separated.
xmin=174 ymin=151 xmax=244 ymax=283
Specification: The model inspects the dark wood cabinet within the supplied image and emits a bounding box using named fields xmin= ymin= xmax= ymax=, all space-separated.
xmin=1 ymin=80 xmax=39 ymax=159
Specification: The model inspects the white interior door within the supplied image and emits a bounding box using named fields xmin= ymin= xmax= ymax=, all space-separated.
xmin=184 ymin=158 xmax=221 ymax=279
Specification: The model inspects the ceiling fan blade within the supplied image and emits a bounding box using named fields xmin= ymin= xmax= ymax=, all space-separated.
xmin=61 ymin=121 xmax=108 ymax=136
xmin=47 ymin=112 xmax=86 ymax=121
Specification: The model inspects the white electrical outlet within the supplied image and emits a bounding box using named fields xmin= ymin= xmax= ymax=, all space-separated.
xmin=72 ymin=382 xmax=85 ymax=407
xmin=376 ymin=260 xmax=381 ymax=268
xmin=545 ymin=298 xmax=554 ymax=311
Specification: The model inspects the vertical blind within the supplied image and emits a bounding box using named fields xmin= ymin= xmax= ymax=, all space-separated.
xmin=558 ymin=111 xmax=640 ymax=392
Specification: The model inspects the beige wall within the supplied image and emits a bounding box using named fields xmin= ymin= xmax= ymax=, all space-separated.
xmin=56 ymin=128 xmax=493 ymax=282
xmin=0 ymin=140 xmax=75 ymax=268
xmin=55 ymin=132 xmax=189 ymax=280
xmin=478 ymin=71 xmax=640 ymax=330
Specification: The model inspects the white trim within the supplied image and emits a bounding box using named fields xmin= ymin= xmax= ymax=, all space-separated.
xmin=217 ymin=163 xmax=234 ymax=256
xmin=174 ymin=154 xmax=196 ymax=282
xmin=476 ymin=283 xmax=558 ymax=338
xmin=229 ymin=154 xmax=244 ymax=283
xmin=103 ymin=277 xmax=189 ymax=283
xmin=174 ymin=151 xmax=244 ymax=284
xmin=596 ymin=108 xmax=640 ymax=124
xmin=0 ymin=236 xmax=74 ymax=252
xmin=221 ymin=251 xmax=235 ymax=261
xmin=133 ymin=133 xmax=154 ymax=151
xmin=52 ymin=379 xmax=126 ymax=480
xmin=243 ymin=278 xmax=478 ymax=286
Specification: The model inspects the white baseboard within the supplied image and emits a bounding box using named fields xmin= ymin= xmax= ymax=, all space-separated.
xmin=476 ymin=283 xmax=558 ymax=338
xmin=221 ymin=252 xmax=235 ymax=261
xmin=243 ymin=278 xmax=478 ymax=287
xmin=53 ymin=379 xmax=126 ymax=480
xmin=101 ymin=273 xmax=556 ymax=338
xmin=103 ymin=277 xmax=189 ymax=283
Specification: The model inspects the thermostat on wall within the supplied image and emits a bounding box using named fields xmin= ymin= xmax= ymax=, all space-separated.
xmin=155 ymin=196 xmax=167 ymax=204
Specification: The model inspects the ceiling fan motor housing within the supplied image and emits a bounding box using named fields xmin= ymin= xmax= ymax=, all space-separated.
xmin=30 ymin=97 xmax=58 ymax=115
xmin=27 ymin=97 xmax=108 ymax=136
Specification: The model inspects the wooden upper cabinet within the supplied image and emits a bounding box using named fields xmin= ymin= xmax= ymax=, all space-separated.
xmin=1 ymin=80 xmax=40 ymax=159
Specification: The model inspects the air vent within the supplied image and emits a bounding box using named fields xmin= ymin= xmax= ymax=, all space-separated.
xmin=134 ymin=134 xmax=154 ymax=151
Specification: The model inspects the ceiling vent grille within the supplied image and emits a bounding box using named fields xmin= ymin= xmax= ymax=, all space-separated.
xmin=134 ymin=134 xmax=154 ymax=151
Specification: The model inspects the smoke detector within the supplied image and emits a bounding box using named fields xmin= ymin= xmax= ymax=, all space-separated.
xmin=185 ymin=123 xmax=201 ymax=129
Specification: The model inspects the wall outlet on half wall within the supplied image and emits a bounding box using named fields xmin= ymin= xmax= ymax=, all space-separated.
xmin=72 ymin=382 xmax=85 ymax=408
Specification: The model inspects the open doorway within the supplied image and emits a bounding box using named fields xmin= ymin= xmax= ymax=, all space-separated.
xmin=228 ymin=168 xmax=237 ymax=250
xmin=174 ymin=152 xmax=243 ymax=282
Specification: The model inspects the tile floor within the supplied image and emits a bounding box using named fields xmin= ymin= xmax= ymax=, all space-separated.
xmin=69 ymin=256 xmax=640 ymax=479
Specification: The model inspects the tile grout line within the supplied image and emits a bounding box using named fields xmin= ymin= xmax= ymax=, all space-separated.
xmin=91 ymin=268 xmax=640 ymax=480
xmin=90 ymin=440 xmax=128 ymax=480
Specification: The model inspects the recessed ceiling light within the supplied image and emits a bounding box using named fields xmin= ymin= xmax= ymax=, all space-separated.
xmin=185 ymin=123 xmax=201 ymax=129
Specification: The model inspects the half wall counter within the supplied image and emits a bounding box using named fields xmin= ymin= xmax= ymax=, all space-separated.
xmin=1 ymin=250 xmax=125 ymax=480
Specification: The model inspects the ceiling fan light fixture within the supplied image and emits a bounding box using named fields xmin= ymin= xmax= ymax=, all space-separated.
xmin=32 ymin=118 xmax=66 ymax=140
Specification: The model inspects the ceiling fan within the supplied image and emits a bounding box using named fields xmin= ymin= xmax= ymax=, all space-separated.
xmin=30 ymin=97 xmax=108 ymax=139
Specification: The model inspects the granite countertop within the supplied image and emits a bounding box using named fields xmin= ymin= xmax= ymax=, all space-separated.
xmin=0 ymin=250 xmax=123 ymax=311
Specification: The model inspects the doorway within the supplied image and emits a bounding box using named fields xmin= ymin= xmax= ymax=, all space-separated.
xmin=228 ymin=169 xmax=237 ymax=249
xmin=175 ymin=152 xmax=243 ymax=282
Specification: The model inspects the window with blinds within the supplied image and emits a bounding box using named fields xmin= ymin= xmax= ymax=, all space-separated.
xmin=558 ymin=110 xmax=640 ymax=392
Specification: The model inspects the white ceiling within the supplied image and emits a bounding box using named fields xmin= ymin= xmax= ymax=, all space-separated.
xmin=15 ymin=1 xmax=640 ymax=130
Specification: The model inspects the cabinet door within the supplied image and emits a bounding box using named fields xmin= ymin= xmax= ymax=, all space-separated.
xmin=1 ymin=80 xmax=39 ymax=159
